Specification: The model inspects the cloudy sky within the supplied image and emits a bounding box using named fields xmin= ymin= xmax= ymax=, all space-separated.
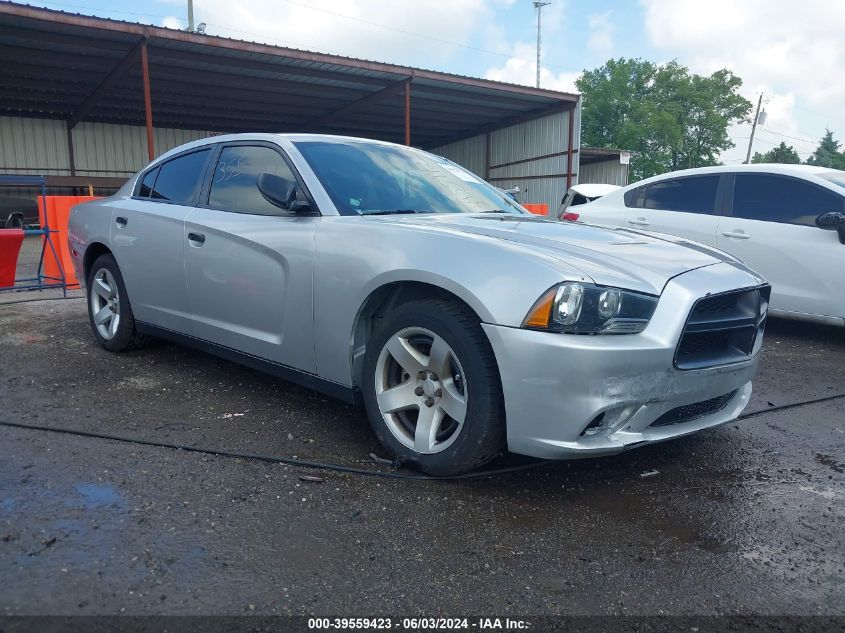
xmin=32 ymin=0 xmax=845 ymax=163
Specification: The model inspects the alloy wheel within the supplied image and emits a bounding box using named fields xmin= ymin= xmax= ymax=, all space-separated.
xmin=90 ymin=267 xmax=121 ymax=340
xmin=374 ymin=327 xmax=468 ymax=454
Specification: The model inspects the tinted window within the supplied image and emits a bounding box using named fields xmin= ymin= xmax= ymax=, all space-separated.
xmin=208 ymin=145 xmax=301 ymax=215
xmin=732 ymin=174 xmax=844 ymax=226
xmin=151 ymin=150 xmax=210 ymax=204
xmin=570 ymin=193 xmax=590 ymax=206
xmin=137 ymin=167 xmax=158 ymax=198
xmin=623 ymin=187 xmax=641 ymax=207
xmin=642 ymin=176 xmax=719 ymax=214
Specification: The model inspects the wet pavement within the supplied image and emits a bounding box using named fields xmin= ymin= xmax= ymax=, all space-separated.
xmin=0 ymin=293 xmax=843 ymax=617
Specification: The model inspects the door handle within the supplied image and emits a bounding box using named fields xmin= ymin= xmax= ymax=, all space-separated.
xmin=628 ymin=217 xmax=650 ymax=226
xmin=187 ymin=232 xmax=206 ymax=247
xmin=115 ymin=216 xmax=127 ymax=228
xmin=721 ymin=230 xmax=750 ymax=239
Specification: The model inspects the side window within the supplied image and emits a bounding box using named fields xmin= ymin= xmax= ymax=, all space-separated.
xmin=151 ymin=149 xmax=211 ymax=204
xmin=732 ymin=174 xmax=844 ymax=226
xmin=208 ymin=145 xmax=301 ymax=215
xmin=642 ymin=176 xmax=719 ymax=214
xmin=137 ymin=167 xmax=159 ymax=198
xmin=623 ymin=187 xmax=641 ymax=207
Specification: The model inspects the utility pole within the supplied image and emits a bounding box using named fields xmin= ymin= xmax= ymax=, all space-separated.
xmin=187 ymin=0 xmax=194 ymax=32
xmin=534 ymin=1 xmax=551 ymax=88
xmin=744 ymin=93 xmax=763 ymax=164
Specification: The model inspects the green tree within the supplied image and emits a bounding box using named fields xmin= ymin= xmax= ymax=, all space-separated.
xmin=751 ymin=141 xmax=801 ymax=164
xmin=805 ymin=129 xmax=845 ymax=169
xmin=576 ymin=58 xmax=752 ymax=180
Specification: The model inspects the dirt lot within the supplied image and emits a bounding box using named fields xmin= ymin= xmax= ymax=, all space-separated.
xmin=1 ymin=243 xmax=843 ymax=618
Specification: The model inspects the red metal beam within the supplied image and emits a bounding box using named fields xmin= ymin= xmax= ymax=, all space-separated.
xmin=566 ymin=103 xmax=575 ymax=190
xmin=404 ymin=79 xmax=411 ymax=146
xmin=140 ymin=42 xmax=154 ymax=161
xmin=301 ymin=79 xmax=410 ymax=130
xmin=68 ymin=37 xmax=146 ymax=128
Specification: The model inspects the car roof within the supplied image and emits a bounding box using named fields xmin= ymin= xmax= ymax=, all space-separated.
xmin=629 ymin=163 xmax=841 ymax=187
xmin=570 ymin=183 xmax=621 ymax=197
xmin=153 ymin=132 xmax=410 ymax=165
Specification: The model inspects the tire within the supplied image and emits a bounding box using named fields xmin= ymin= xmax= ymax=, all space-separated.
xmin=86 ymin=253 xmax=146 ymax=352
xmin=8 ymin=215 xmax=23 ymax=230
xmin=361 ymin=299 xmax=506 ymax=475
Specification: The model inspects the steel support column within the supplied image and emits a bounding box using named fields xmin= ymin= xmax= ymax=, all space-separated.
xmin=404 ymin=79 xmax=411 ymax=146
xmin=140 ymin=42 xmax=155 ymax=161
xmin=566 ymin=104 xmax=574 ymax=190
xmin=65 ymin=121 xmax=76 ymax=177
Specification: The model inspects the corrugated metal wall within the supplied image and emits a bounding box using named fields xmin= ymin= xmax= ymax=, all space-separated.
xmin=1 ymin=107 xmax=584 ymax=210
xmin=0 ymin=116 xmax=211 ymax=178
xmin=579 ymin=158 xmax=629 ymax=186
xmin=431 ymin=103 xmax=581 ymax=213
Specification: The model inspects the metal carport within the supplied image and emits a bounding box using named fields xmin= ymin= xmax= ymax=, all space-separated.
xmin=0 ymin=2 xmax=581 ymax=207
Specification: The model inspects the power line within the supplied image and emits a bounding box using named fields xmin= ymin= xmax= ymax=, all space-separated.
xmin=756 ymin=128 xmax=822 ymax=145
xmin=276 ymin=0 xmax=582 ymax=74
xmin=34 ymin=0 xmax=584 ymax=77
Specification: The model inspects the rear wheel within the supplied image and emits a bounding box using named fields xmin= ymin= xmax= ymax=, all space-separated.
xmin=362 ymin=299 xmax=505 ymax=475
xmin=86 ymin=253 xmax=145 ymax=352
xmin=8 ymin=215 xmax=23 ymax=230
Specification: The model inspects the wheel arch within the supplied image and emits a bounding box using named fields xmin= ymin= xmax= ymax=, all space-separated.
xmin=83 ymin=242 xmax=113 ymax=283
xmin=349 ymin=278 xmax=493 ymax=390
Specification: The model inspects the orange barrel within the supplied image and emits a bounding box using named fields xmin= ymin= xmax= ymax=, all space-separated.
xmin=0 ymin=228 xmax=25 ymax=288
xmin=523 ymin=203 xmax=549 ymax=216
xmin=39 ymin=196 xmax=99 ymax=288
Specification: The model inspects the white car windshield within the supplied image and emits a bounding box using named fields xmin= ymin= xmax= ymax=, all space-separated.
xmin=294 ymin=140 xmax=526 ymax=216
xmin=818 ymin=172 xmax=845 ymax=190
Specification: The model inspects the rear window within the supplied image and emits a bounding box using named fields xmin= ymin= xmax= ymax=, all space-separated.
xmin=642 ymin=176 xmax=719 ymax=214
xmin=150 ymin=149 xmax=211 ymax=205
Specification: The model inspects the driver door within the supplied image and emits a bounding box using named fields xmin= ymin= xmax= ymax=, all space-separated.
xmin=716 ymin=172 xmax=845 ymax=318
xmin=183 ymin=142 xmax=318 ymax=373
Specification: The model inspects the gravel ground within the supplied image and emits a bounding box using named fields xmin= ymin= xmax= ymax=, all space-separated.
xmin=0 ymin=291 xmax=843 ymax=618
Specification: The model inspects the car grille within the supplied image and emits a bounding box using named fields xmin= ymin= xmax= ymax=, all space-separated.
xmin=650 ymin=391 xmax=737 ymax=427
xmin=675 ymin=285 xmax=770 ymax=370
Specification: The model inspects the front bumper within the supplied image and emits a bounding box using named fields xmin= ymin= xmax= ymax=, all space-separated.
xmin=483 ymin=263 xmax=765 ymax=459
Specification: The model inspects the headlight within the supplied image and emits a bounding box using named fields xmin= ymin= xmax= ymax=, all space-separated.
xmin=523 ymin=282 xmax=658 ymax=334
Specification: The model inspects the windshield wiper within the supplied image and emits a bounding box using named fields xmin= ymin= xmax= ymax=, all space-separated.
xmin=479 ymin=209 xmax=513 ymax=213
xmin=360 ymin=209 xmax=431 ymax=216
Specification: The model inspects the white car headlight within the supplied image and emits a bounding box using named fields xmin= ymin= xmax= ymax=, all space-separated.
xmin=524 ymin=282 xmax=658 ymax=334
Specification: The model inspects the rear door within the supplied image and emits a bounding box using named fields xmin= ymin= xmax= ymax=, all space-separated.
xmin=110 ymin=147 xmax=212 ymax=334
xmin=624 ymin=174 xmax=723 ymax=245
xmin=183 ymin=142 xmax=318 ymax=372
xmin=716 ymin=173 xmax=845 ymax=318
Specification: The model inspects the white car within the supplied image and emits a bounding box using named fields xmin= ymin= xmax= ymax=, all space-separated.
xmin=568 ymin=164 xmax=845 ymax=326
xmin=557 ymin=183 xmax=621 ymax=219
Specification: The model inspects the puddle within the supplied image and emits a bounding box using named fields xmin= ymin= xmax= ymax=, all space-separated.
xmin=71 ymin=484 xmax=124 ymax=509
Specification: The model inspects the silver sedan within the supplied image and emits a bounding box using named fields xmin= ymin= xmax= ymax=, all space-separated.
xmin=68 ymin=134 xmax=769 ymax=475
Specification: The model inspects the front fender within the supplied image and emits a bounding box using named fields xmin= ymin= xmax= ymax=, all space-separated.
xmin=313 ymin=216 xmax=592 ymax=385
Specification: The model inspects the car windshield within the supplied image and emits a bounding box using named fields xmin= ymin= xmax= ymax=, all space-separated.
xmin=294 ymin=140 xmax=527 ymax=216
xmin=818 ymin=172 xmax=845 ymax=190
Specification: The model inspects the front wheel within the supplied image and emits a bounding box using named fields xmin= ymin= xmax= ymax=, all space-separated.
xmin=361 ymin=299 xmax=505 ymax=475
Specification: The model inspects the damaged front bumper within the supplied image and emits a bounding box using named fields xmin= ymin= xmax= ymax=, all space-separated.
xmin=483 ymin=263 xmax=765 ymax=460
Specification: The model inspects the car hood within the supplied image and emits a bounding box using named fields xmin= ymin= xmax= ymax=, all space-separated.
xmin=368 ymin=213 xmax=742 ymax=295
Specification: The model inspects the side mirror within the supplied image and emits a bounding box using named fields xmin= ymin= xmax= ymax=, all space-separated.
xmin=257 ymin=172 xmax=311 ymax=213
xmin=815 ymin=211 xmax=845 ymax=229
xmin=816 ymin=211 xmax=845 ymax=245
